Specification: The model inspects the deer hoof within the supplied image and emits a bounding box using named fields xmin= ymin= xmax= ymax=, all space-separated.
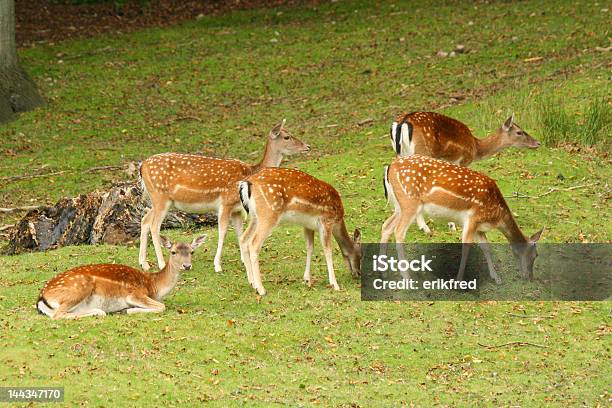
xmin=420 ymin=225 xmax=432 ymax=235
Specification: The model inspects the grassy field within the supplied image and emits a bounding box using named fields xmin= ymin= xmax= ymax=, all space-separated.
xmin=1 ymin=0 xmax=610 ymax=406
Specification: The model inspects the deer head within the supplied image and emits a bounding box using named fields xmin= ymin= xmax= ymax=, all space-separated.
xmin=160 ymin=235 xmax=207 ymax=271
xmin=343 ymin=228 xmax=362 ymax=277
xmin=511 ymin=227 xmax=544 ymax=280
xmin=499 ymin=114 xmax=541 ymax=149
xmin=269 ymin=119 xmax=311 ymax=155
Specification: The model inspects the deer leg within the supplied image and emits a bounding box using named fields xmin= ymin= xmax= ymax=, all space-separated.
xmin=380 ymin=211 xmax=397 ymax=244
xmin=319 ymin=224 xmax=339 ymax=291
xmin=303 ymin=228 xmax=315 ymax=287
xmin=394 ymin=201 xmax=419 ymax=279
xmin=125 ymin=295 xmax=165 ymax=314
xmin=68 ymin=308 xmax=107 ymax=318
xmin=139 ymin=209 xmax=154 ymax=271
xmin=239 ymin=217 xmax=258 ymax=286
xmin=230 ymin=211 xmax=245 ymax=270
xmin=247 ymin=217 xmax=278 ymax=296
xmin=214 ymin=206 xmax=232 ymax=273
xmin=457 ymin=222 xmax=476 ymax=281
xmin=416 ymin=212 xmax=432 ymax=235
xmin=231 ymin=211 xmax=244 ymax=238
xmin=150 ymin=202 xmax=170 ymax=271
xmin=51 ymin=299 xmax=96 ymax=320
xmin=476 ymin=232 xmax=500 ymax=284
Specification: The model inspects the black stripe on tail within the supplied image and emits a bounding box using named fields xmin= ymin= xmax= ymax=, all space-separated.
xmin=383 ymin=165 xmax=389 ymax=200
xmin=37 ymin=296 xmax=52 ymax=315
xmin=394 ymin=123 xmax=402 ymax=155
xmin=406 ymin=121 xmax=413 ymax=142
xmin=239 ymin=181 xmax=252 ymax=214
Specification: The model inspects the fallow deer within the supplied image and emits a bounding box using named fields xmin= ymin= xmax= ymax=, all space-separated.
xmin=139 ymin=120 xmax=309 ymax=272
xmin=381 ymin=155 xmax=544 ymax=283
xmin=390 ymin=112 xmax=540 ymax=235
xmin=37 ymin=235 xmax=206 ymax=319
xmin=390 ymin=112 xmax=540 ymax=166
xmin=238 ymin=168 xmax=362 ymax=296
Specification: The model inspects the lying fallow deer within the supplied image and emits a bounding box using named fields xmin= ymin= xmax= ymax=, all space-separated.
xmin=382 ymin=155 xmax=543 ymax=283
xmin=139 ymin=120 xmax=309 ymax=272
xmin=238 ymin=168 xmax=362 ymax=296
xmin=37 ymin=235 xmax=206 ymax=319
xmin=390 ymin=112 xmax=540 ymax=234
xmin=390 ymin=112 xmax=540 ymax=166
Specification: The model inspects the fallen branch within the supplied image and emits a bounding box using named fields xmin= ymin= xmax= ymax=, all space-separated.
xmin=0 ymin=224 xmax=14 ymax=232
xmin=537 ymin=182 xmax=597 ymax=198
xmin=507 ymin=313 xmax=554 ymax=319
xmin=83 ymin=165 xmax=124 ymax=173
xmin=62 ymin=46 xmax=117 ymax=61
xmin=0 ymin=170 xmax=68 ymax=183
xmin=1 ymin=164 xmax=126 ymax=184
xmin=0 ymin=205 xmax=42 ymax=213
xmin=478 ymin=341 xmax=548 ymax=349
xmin=506 ymin=182 xmax=597 ymax=199
xmin=357 ymin=118 xmax=374 ymax=126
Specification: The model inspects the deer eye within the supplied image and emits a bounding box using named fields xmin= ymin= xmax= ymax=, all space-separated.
xmin=284 ymin=135 xmax=290 ymax=140
xmin=171 ymin=251 xmax=177 ymax=255
xmin=517 ymin=131 xmax=524 ymax=135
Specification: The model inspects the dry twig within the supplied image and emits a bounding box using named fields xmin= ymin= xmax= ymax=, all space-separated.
xmin=478 ymin=341 xmax=548 ymax=349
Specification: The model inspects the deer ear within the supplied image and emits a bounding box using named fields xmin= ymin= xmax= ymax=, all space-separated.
xmin=530 ymin=227 xmax=544 ymax=243
xmin=353 ymin=228 xmax=362 ymax=244
xmin=191 ymin=234 xmax=207 ymax=250
xmin=502 ymin=114 xmax=514 ymax=131
xmin=160 ymin=236 xmax=173 ymax=249
xmin=270 ymin=120 xmax=284 ymax=139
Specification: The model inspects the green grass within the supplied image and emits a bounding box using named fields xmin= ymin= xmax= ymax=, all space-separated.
xmin=1 ymin=0 xmax=611 ymax=406
xmin=537 ymin=94 xmax=611 ymax=147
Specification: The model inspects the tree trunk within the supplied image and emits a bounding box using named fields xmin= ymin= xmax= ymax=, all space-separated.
xmin=5 ymin=181 xmax=217 ymax=255
xmin=0 ymin=0 xmax=43 ymax=123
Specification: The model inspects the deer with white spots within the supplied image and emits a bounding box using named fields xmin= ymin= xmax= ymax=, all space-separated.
xmin=390 ymin=112 xmax=540 ymax=165
xmin=138 ymin=120 xmax=309 ymax=272
xmin=382 ymin=155 xmax=544 ymax=283
xmin=37 ymin=235 xmax=206 ymax=319
xmin=390 ymin=112 xmax=540 ymax=235
xmin=238 ymin=168 xmax=362 ymax=296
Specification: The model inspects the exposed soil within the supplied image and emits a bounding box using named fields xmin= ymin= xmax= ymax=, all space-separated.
xmin=15 ymin=0 xmax=323 ymax=48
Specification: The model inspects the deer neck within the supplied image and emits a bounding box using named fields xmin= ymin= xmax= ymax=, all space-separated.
xmin=150 ymin=262 xmax=180 ymax=300
xmin=253 ymin=139 xmax=283 ymax=172
xmin=332 ymin=221 xmax=357 ymax=258
xmin=500 ymin=211 xmax=529 ymax=245
xmin=475 ymin=130 xmax=507 ymax=161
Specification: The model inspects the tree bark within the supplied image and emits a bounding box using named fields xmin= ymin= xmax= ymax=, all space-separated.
xmin=0 ymin=0 xmax=43 ymax=123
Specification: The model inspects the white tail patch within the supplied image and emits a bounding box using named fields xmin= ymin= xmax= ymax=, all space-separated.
xmin=400 ymin=122 xmax=416 ymax=156
xmin=391 ymin=121 xmax=415 ymax=156
xmin=239 ymin=181 xmax=252 ymax=214
xmin=138 ymin=162 xmax=151 ymax=203
xmin=383 ymin=165 xmax=398 ymax=209
xmin=37 ymin=299 xmax=55 ymax=317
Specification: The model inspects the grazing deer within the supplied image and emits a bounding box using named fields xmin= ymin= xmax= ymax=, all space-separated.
xmin=238 ymin=168 xmax=362 ymax=296
xmin=390 ymin=112 xmax=540 ymax=166
xmin=37 ymin=235 xmax=206 ymax=319
xmin=390 ymin=111 xmax=539 ymax=234
xmin=381 ymin=155 xmax=544 ymax=283
xmin=139 ymin=120 xmax=309 ymax=272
